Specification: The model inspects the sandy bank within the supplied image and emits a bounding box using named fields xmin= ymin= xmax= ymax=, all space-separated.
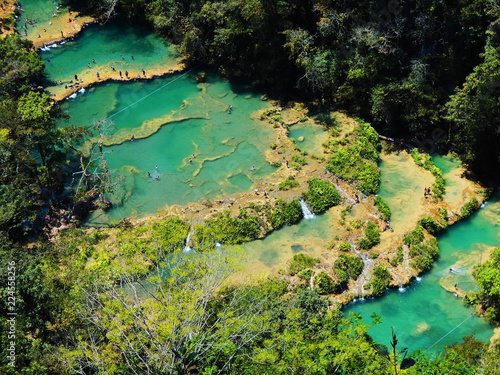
xmin=49 ymin=62 xmax=186 ymax=102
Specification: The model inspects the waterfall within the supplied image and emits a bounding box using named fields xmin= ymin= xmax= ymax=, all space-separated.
xmin=353 ymin=248 xmax=375 ymax=298
xmin=299 ymin=200 xmax=316 ymax=220
xmin=183 ymin=230 xmax=193 ymax=253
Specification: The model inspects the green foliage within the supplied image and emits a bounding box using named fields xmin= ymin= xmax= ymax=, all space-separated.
xmin=359 ymin=221 xmax=380 ymax=250
xmin=409 ymin=238 xmax=440 ymax=271
xmin=460 ymin=197 xmax=480 ymax=219
xmin=439 ymin=207 xmax=449 ymax=223
xmin=446 ymin=44 xmax=500 ymax=182
xmin=339 ymin=241 xmax=352 ymax=252
xmin=202 ymin=209 xmax=260 ymax=245
xmin=403 ymin=225 xmax=425 ymax=246
xmin=334 ymin=253 xmax=364 ymax=283
xmin=302 ymin=177 xmax=341 ymax=214
xmin=374 ymin=196 xmax=391 ymax=221
xmin=314 ymin=271 xmax=339 ymax=294
xmin=420 ymin=216 xmax=445 ymax=235
xmin=327 ymin=121 xmax=381 ymax=195
xmin=289 ymin=253 xmax=319 ymax=276
xmin=278 ymin=175 xmax=299 ymax=190
xmin=292 ymin=153 xmax=307 ymax=165
xmin=269 ymin=199 xmax=302 ymax=229
xmin=297 ymin=268 xmax=313 ymax=281
xmin=369 ymin=265 xmax=392 ymax=297
xmin=0 ymin=35 xmax=45 ymax=96
xmin=389 ymin=246 xmax=404 ymax=267
xmin=469 ymin=247 xmax=500 ymax=322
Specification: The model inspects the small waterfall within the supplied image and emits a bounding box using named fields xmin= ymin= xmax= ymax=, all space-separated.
xmin=183 ymin=230 xmax=193 ymax=253
xmin=353 ymin=249 xmax=375 ymax=298
xmin=299 ymin=200 xmax=316 ymax=220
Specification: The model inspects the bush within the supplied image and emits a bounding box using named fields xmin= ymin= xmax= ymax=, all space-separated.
xmin=420 ymin=216 xmax=444 ymax=235
xmin=370 ymin=265 xmax=392 ymax=296
xmin=409 ymin=238 xmax=439 ymax=271
xmin=326 ymin=121 xmax=381 ymax=195
xmin=302 ymin=178 xmax=341 ymax=214
xmin=374 ymin=196 xmax=391 ymax=221
xmin=314 ymin=272 xmax=339 ymax=294
xmin=292 ymin=154 xmax=307 ymax=166
xmin=460 ymin=197 xmax=479 ymax=219
xmin=389 ymin=246 xmax=404 ymax=267
xmin=339 ymin=241 xmax=351 ymax=252
xmin=403 ymin=225 xmax=424 ymax=246
xmin=269 ymin=199 xmax=303 ymax=229
xmin=334 ymin=253 xmax=364 ymax=282
xmin=289 ymin=253 xmax=319 ymax=276
xmin=202 ymin=209 xmax=260 ymax=245
xmin=297 ymin=268 xmax=314 ymax=281
xmin=359 ymin=221 xmax=380 ymax=249
xmin=278 ymin=175 xmax=300 ymax=190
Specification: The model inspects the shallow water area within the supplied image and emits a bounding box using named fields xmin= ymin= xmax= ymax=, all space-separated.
xmin=433 ymin=154 xmax=472 ymax=208
xmin=288 ymin=121 xmax=328 ymax=156
xmin=40 ymin=19 xmax=181 ymax=96
xmin=232 ymin=209 xmax=341 ymax=281
xmin=377 ymin=152 xmax=434 ymax=234
xmin=57 ymin=72 xmax=277 ymax=224
xmin=345 ymin=196 xmax=499 ymax=355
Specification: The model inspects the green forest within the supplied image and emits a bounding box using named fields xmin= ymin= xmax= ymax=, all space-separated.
xmin=1 ymin=0 xmax=500 ymax=374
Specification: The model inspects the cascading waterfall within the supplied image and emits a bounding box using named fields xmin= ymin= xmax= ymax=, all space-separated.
xmin=183 ymin=230 xmax=193 ymax=253
xmin=299 ymin=200 xmax=316 ymax=220
xmin=353 ymin=248 xmax=375 ymax=298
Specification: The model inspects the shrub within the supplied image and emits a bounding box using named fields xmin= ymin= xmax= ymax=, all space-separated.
xmin=370 ymin=265 xmax=392 ymax=296
xmin=202 ymin=209 xmax=260 ymax=245
xmin=339 ymin=241 xmax=351 ymax=252
xmin=278 ymin=175 xmax=300 ymax=190
xmin=289 ymin=253 xmax=319 ymax=276
xmin=292 ymin=154 xmax=307 ymax=165
xmin=326 ymin=121 xmax=381 ymax=195
xmin=420 ymin=216 xmax=444 ymax=235
xmin=314 ymin=272 xmax=339 ymax=294
xmin=297 ymin=268 xmax=314 ymax=281
xmin=269 ymin=199 xmax=303 ymax=229
xmin=460 ymin=197 xmax=480 ymax=219
xmin=334 ymin=253 xmax=364 ymax=282
xmin=403 ymin=225 xmax=424 ymax=246
xmin=374 ymin=196 xmax=391 ymax=221
xmin=302 ymin=178 xmax=341 ymax=214
xmin=409 ymin=238 xmax=439 ymax=271
xmin=359 ymin=221 xmax=380 ymax=249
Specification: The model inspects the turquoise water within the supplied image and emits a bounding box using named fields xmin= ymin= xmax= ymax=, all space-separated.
xmin=17 ymin=0 xmax=66 ymax=29
xmin=345 ymin=197 xmax=499 ymax=355
xmin=57 ymin=72 xmax=277 ymax=223
xmin=288 ymin=121 xmax=328 ymax=156
xmin=238 ymin=210 xmax=342 ymax=275
xmin=39 ymin=19 xmax=180 ymax=88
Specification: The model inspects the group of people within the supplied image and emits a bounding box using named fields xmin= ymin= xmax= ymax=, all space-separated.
xmin=424 ymin=187 xmax=432 ymax=197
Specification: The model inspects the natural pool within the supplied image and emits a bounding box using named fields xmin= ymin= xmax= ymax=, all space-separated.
xmin=345 ymin=196 xmax=499 ymax=355
xmin=32 ymin=2 xmax=498 ymax=355
xmin=57 ymin=72 xmax=277 ymax=224
xmin=39 ymin=19 xmax=181 ymax=95
xmin=288 ymin=121 xmax=329 ymax=156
